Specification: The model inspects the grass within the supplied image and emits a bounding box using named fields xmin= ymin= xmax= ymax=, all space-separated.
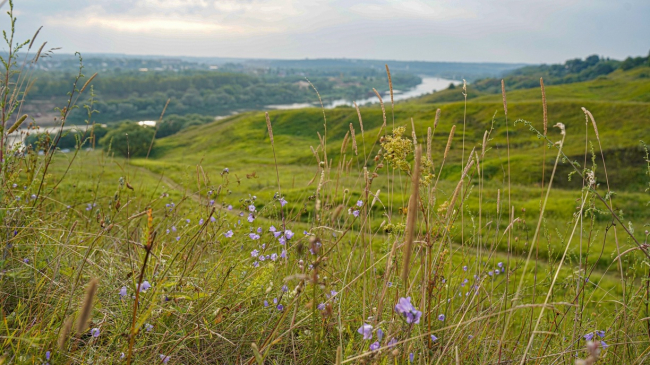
xmin=2 ymin=13 xmax=650 ymax=362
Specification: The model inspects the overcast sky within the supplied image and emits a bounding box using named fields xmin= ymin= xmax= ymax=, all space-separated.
xmin=7 ymin=0 xmax=650 ymax=64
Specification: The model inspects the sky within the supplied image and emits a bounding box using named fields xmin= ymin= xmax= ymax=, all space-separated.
xmin=6 ymin=0 xmax=650 ymax=64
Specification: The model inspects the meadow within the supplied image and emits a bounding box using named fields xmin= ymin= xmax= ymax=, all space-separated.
xmin=2 ymin=7 xmax=650 ymax=364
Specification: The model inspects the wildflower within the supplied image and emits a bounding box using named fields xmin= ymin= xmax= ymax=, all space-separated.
xmin=394 ymin=297 xmax=422 ymax=324
xmin=257 ymin=227 xmax=262 ymax=234
xmin=210 ymin=216 xmax=216 ymax=222
xmin=46 ymin=351 xmax=51 ymax=360
xmin=171 ymin=226 xmax=177 ymax=232
xmin=138 ymin=281 xmax=151 ymax=292
xmin=279 ymin=197 xmax=288 ymax=206
xmin=166 ymin=229 xmax=170 ymax=234
xmin=442 ymin=278 xmax=446 ymax=283
xmin=488 ymin=271 xmax=494 ymax=276
xmin=596 ymin=330 xmax=605 ymax=338
xmin=270 ymin=226 xmax=277 ymax=232
xmin=317 ymin=303 xmax=326 ymax=310
xmin=601 ymin=340 xmax=609 ymax=348
xmin=376 ymin=328 xmax=384 ymax=341
xmin=387 ymin=282 xmax=393 ymax=287
xmin=90 ymin=328 xmax=100 ymax=337
xmin=227 ymin=205 xmax=233 ymax=210
xmin=369 ymin=341 xmax=380 ymax=351
xmin=259 ymin=255 xmax=266 ymax=261
xmin=303 ymin=230 xmax=309 ymax=235
xmin=431 ymin=334 xmax=438 ymax=342
xmin=223 ymin=168 xmax=229 ymax=173
xmin=121 ymin=353 xmax=125 ymax=359
xmin=277 ymin=304 xmax=284 ymax=311
xmin=253 ymin=261 xmax=259 ymax=267
xmin=330 ymin=290 xmax=338 ymax=297
xmin=264 ymin=300 xmax=269 ymax=307
xmin=145 ymin=323 xmax=153 ymax=332
xmin=186 ymin=219 xmax=190 ymax=223
xmin=495 ymin=269 xmax=500 ymax=275
xmin=248 ymin=204 xmax=256 ymax=212
xmin=352 ymin=210 xmax=360 ymax=217
xmin=438 ymin=314 xmax=445 ymax=321
xmin=358 ymin=324 xmax=373 ymax=340
xmin=208 ymin=190 xmax=213 ymax=196
xmin=468 ymin=335 xmax=474 ymax=340
xmin=273 ymin=231 xmax=282 ymax=238
xmin=498 ymin=262 xmax=503 ymax=268
xmin=160 ymin=354 xmax=170 ymax=364
xmin=251 ymin=250 xmax=259 ymax=258
xmin=249 ymin=233 xmax=260 ymax=240
xmin=285 ymin=230 xmax=294 ymax=239
xmin=280 ymin=250 xmax=287 ymax=259
xmin=224 ymin=230 xmax=234 ymax=238
xmin=356 ymin=200 xmax=363 ymax=207
xmin=176 ymin=236 xmax=180 ymax=241
xmin=409 ymin=353 xmax=414 ymax=362
xmin=278 ymin=236 xmax=286 ymax=245
xmin=584 ymin=332 xmax=594 ymax=341
xmin=23 ymin=258 xmax=29 ymax=263
xmin=463 ymin=265 xmax=468 ymax=271
xmin=281 ymin=285 xmax=288 ymax=292
xmin=248 ymin=214 xmax=255 ymax=223
xmin=119 ymin=286 xmax=127 ymax=298
xmin=273 ymin=298 xmax=278 ymax=304
xmin=199 ymin=218 xmax=204 ymax=225
xmin=270 ymin=253 xmax=278 ymax=261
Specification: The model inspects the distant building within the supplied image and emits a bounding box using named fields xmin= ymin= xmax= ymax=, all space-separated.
xmin=138 ymin=121 xmax=156 ymax=127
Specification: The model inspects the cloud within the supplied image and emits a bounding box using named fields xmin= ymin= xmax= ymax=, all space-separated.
xmin=9 ymin=0 xmax=650 ymax=63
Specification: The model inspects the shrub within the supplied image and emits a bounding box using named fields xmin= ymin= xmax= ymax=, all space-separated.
xmin=100 ymin=122 xmax=155 ymax=157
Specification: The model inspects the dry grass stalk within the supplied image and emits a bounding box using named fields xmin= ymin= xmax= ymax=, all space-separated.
xmin=6 ymin=114 xmax=27 ymax=134
xmin=58 ymin=315 xmax=74 ymax=350
xmin=444 ymin=125 xmax=456 ymax=160
xmin=401 ymin=145 xmax=422 ymax=283
xmin=353 ymin=101 xmax=364 ymax=138
xmin=434 ymin=108 xmax=441 ymax=130
xmin=481 ymin=130 xmax=488 ymax=157
xmin=349 ymin=123 xmax=358 ymax=155
xmin=411 ymin=118 xmax=417 ymax=145
xmin=80 ymin=73 xmax=97 ymax=94
xmin=372 ymin=88 xmax=387 ymax=128
xmin=501 ymin=79 xmax=508 ymax=117
xmin=427 ymin=127 xmax=432 ymax=162
xmin=76 ymin=278 xmax=99 ymax=334
xmin=540 ymin=77 xmax=548 ymax=135
xmin=340 ymin=131 xmax=350 ymax=155
xmin=265 ymin=112 xmax=274 ymax=144
xmin=34 ymin=41 xmax=47 ymax=63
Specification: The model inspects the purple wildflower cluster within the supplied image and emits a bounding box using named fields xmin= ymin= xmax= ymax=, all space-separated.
xmin=394 ymin=297 xmax=422 ymax=324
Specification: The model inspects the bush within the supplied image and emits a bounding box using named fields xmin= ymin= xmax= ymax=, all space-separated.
xmin=100 ymin=122 xmax=155 ymax=157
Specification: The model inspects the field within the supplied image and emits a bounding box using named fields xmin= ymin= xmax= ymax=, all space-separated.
xmin=2 ymin=19 xmax=650 ymax=363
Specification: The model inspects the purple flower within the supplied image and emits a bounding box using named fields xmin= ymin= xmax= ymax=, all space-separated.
xmin=45 ymin=351 xmax=51 ymax=360
xmin=253 ymin=261 xmax=259 ymax=267
xmin=249 ymin=233 xmax=260 ymax=240
xmin=488 ymin=271 xmax=494 ymax=276
xmin=186 ymin=219 xmax=190 ymax=223
xmin=259 ymin=255 xmax=266 ymax=261
xmin=463 ymin=265 xmax=468 ymax=271
xmin=317 ymin=303 xmax=326 ymax=310
xmin=251 ymin=250 xmax=259 ymax=258
xmin=273 ymin=231 xmax=282 ymax=238
xmin=279 ymin=197 xmax=288 ymax=207
xmin=248 ymin=204 xmax=256 ymax=212
xmin=176 ymin=236 xmax=180 ymax=241
xmin=387 ymin=338 xmax=398 ymax=347
xmin=269 ymin=226 xmax=277 ymax=232
xmin=431 ymin=334 xmax=438 ymax=342
xmin=281 ymin=285 xmax=288 ymax=292
xmin=280 ymin=250 xmax=287 ymax=259
xmin=227 ymin=205 xmax=233 ymax=210
xmin=224 ymin=230 xmax=233 ymax=238
xmin=210 ymin=216 xmax=216 ymax=222
xmin=409 ymin=353 xmax=414 ymax=363
xmin=145 ymin=323 xmax=153 ymax=332
xmin=356 ymin=200 xmax=363 ymax=207
xmin=497 ymin=262 xmax=503 ymax=268
xmin=352 ymin=210 xmax=360 ymax=217
xmin=438 ymin=314 xmax=445 ymax=321
xmin=171 ymin=226 xmax=177 ymax=232
xmin=264 ymin=300 xmax=269 ymax=307
xmin=257 ymin=227 xmax=262 ymax=234
xmin=468 ymin=335 xmax=474 ymax=340
xmin=270 ymin=253 xmax=278 ymax=261
xmin=160 ymin=354 xmax=170 ymax=364
xmin=377 ymin=329 xmax=384 ymax=341
xmin=247 ymin=214 xmax=255 ymax=223
xmin=495 ymin=269 xmax=500 ymax=275
xmin=596 ymin=330 xmax=605 ymax=338
xmin=584 ymin=332 xmax=594 ymax=341
xmin=90 ymin=328 xmax=100 ymax=337
xmin=276 ymin=304 xmax=284 ymax=311
xmin=601 ymin=340 xmax=609 ymax=348
xmin=273 ymin=297 xmax=278 ymax=304
xmin=394 ymin=297 xmax=422 ymax=324
xmin=138 ymin=281 xmax=151 ymax=292
xmin=285 ymin=230 xmax=294 ymax=239
xmin=278 ymin=236 xmax=286 ymax=245
xmin=369 ymin=341 xmax=380 ymax=351
xmin=358 ymin=324 xmax=373 ymax=340
xmin=119 ymin=286 xmax=127 ymax=298
xmin=387 ymin=282 xmax=393 ymax=287
xmin=23 ymin=258 xmax=29 ymax=263
xmin=199 ymin=219 xmax=204 ymax=225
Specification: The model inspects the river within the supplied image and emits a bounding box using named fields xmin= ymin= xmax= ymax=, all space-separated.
xmin=266 ymin=76 xmax=461 ymax=110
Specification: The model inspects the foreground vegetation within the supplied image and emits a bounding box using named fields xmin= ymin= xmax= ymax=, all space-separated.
xmin=2 ymin=5 xmax=650 ymax=364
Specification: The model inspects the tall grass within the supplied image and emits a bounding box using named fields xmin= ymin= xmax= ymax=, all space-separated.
xmin=2 ymin=5 xmax=650 ymax=364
